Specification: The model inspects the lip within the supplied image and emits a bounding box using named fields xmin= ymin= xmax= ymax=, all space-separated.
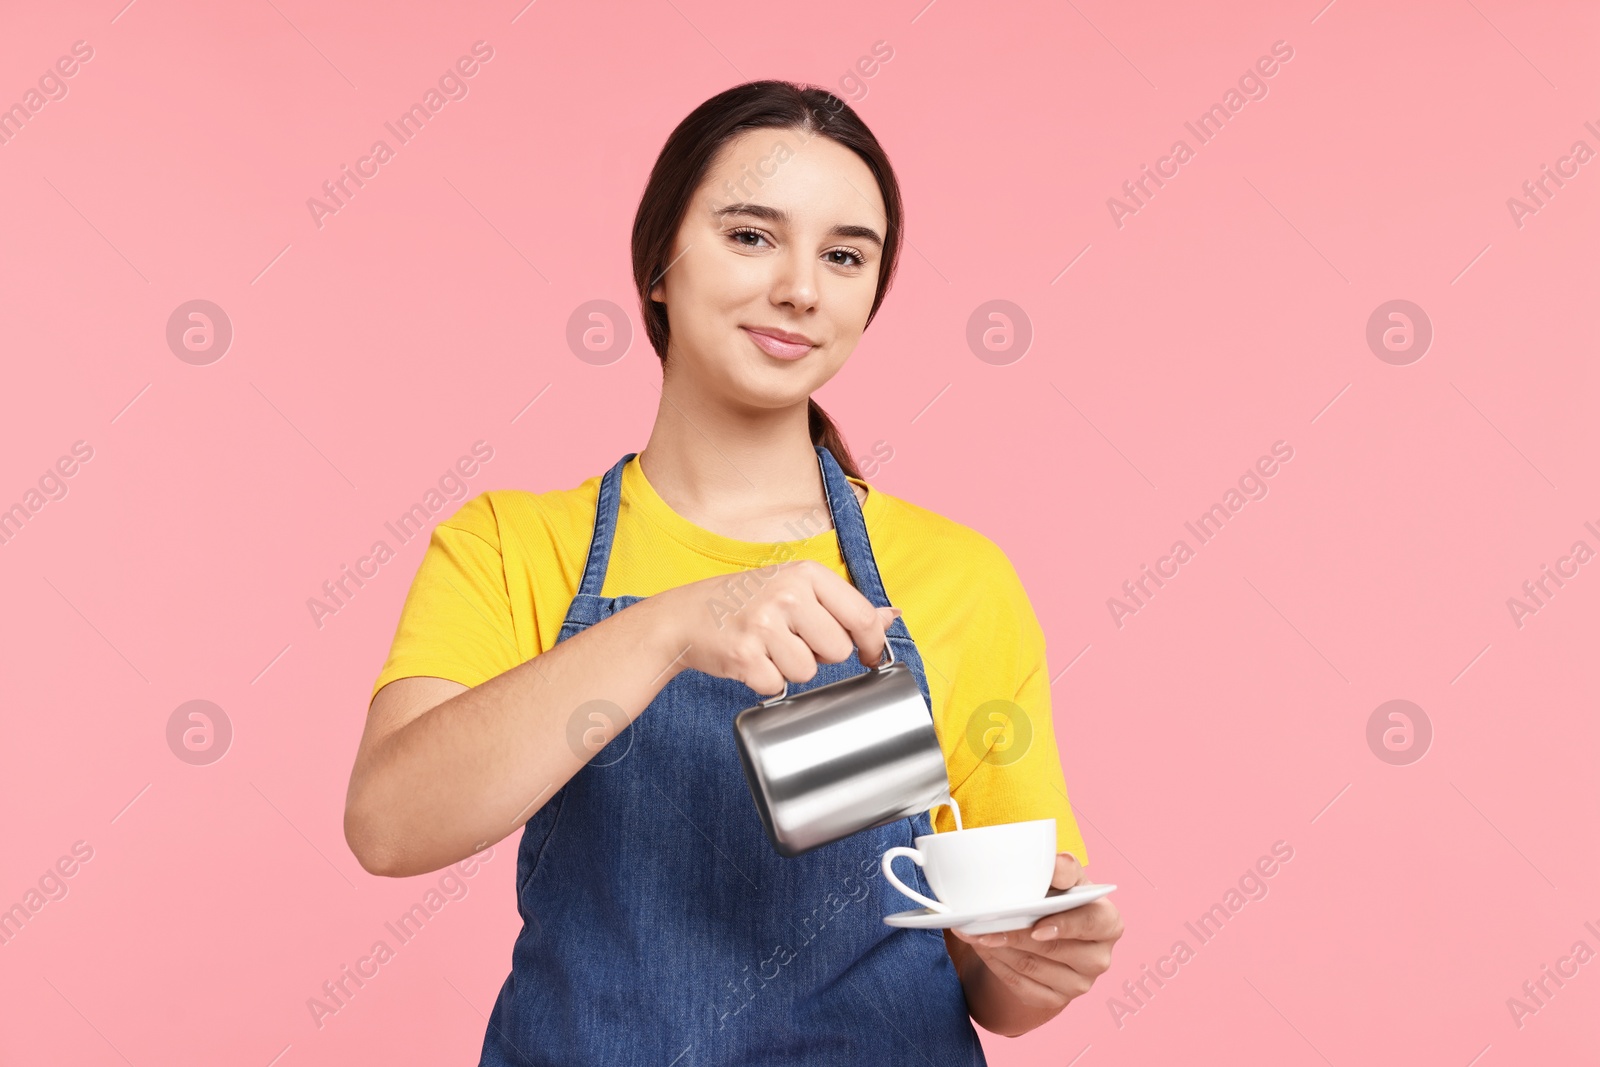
xmin=742 ymin=325 xmax=817 ymax=360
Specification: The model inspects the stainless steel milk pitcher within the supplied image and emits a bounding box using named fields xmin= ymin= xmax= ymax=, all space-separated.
xmin=733 ymin=643 xmax=952 ymax=858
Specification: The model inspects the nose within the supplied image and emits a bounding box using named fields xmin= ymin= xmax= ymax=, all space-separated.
xmin=770 ymin=249 xmax=819 ymax=312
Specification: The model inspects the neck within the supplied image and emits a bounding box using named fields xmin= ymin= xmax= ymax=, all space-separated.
xmin=637 ymin=364 xmax=851 ymax=542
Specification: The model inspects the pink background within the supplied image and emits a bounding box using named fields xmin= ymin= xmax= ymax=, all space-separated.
xmin=2 ymin=0 xmax=1596 ymax=1063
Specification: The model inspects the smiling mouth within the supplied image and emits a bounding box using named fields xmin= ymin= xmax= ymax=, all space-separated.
xmin=741 ymin=326 xmax=816 ymax=360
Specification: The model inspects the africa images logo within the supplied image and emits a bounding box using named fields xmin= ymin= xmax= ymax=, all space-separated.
xmin=1106 ymin=40 xmax=1296 ymax=229
xmin=305 ymin=41 xmax=495 ymax=229
xmin=1106 ymin=441 xmax=1295 ymax=628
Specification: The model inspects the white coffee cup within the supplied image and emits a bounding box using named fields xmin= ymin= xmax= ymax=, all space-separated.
xmin=881 ymin=818 xmax=1057 ymax=913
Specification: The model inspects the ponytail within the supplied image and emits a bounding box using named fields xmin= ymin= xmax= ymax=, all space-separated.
xmin=808 ymin=398 xmax=862 ymax=480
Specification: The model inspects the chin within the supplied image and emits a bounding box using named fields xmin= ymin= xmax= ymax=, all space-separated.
xmin=725 ymin=373 xmax=817 ymax=412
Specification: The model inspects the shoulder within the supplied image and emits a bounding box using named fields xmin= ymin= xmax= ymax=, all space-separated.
xmin=434 ymin=474 xmax=604 ymax=555
xmin=867 ymin=485 xmax=1021 ymax=580
xmin=867 ymin=486 xmax=1048 ymax=705
xmin=865 ymin=486 xmax=1036 ymax=627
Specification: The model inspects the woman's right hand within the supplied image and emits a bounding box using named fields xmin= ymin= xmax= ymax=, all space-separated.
xmin=652 ymin=559 xmax=901 ymax=696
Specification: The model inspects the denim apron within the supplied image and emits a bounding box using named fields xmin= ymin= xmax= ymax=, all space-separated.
xmin=478 ymin=445 xmax=986 ymax=1066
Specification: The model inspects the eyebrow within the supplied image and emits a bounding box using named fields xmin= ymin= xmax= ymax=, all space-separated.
xmin=711 ymin=202 xmax=883 ymax=248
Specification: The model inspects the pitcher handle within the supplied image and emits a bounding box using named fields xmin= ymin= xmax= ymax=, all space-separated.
xmin=881 ymin=846 xmax=949 ymax=913
xmin=758 ymin=640 xmax=897 ymax=707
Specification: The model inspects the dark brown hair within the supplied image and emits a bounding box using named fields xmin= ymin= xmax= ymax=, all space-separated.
xmin=631 ymin=80 xmax=904 ymax=481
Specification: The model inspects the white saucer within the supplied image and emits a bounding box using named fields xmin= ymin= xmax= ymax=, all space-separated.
xmin=883 ymin=883 xmax=1117 ymax=935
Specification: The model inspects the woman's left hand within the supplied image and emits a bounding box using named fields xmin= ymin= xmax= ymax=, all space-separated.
xmin=948 ymin=853 xmax=1124 ymax=1029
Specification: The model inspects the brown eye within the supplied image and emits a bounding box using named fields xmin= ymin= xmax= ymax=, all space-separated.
xmin=728 ymin=227 xmax=770 ymax=248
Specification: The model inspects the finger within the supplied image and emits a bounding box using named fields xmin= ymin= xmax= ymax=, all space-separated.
xmin=763 ymin=626 xmax=822 ymax=689
xmin=1010 ymin=935 xmax=1115 ymax=977
xmin=971 ymin=926 xmax=1064 ymax=951
xmin=1034 ymin=900 xmax=1124 ymax=944
xmin=806 ymin=567 xmax=892 ymax=667
xmin=861 ymin=607 xmax=901 ymax=666
xmin=984 ymin=938 xmax=1102 ymax=979
xmin=783 ymin=597 xmax=857 ymax=665
xmin=976 ymin=945 xmax=1093 ymax=1007
xmin=961 ymin=926 xmax=1112 ymax=989
xmin=743 ymin=657 xmax=789 ymax=698
xmin=1052 ymin=852 xmax=1083 ymax=889
xmin=848 ymin=606 xmax=899 ymax=667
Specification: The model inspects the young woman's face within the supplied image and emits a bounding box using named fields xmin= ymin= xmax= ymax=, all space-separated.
xmin=649 ymin=126 xmax=888 ymax=412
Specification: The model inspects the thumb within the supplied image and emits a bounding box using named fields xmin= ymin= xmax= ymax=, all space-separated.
xmin=1052 ymin=851 xmax=1084 ymax=890
xmin=861 ymin=607 xmax=903 ymax=667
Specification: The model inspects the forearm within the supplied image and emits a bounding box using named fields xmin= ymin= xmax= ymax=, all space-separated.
xmin=948 ymin=934 xmax=1064 ymax=1038
xmin=347 ymin=594 xmax=687 ymax=876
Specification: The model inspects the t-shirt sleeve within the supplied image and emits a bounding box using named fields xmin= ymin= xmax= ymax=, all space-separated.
xmin=370 ymin=493 xmax=525 ymax=701
xmin=946 ymin=552 xmax=1091 ymax=865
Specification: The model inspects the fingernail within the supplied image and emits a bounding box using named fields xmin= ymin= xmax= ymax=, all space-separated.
xmin=980 ymin=934 xmax=1005 ymax=946
xmin=1030 ymin=925 xmax=1055 ymax=941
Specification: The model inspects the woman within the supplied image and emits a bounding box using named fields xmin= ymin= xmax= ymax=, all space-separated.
xmin=345 ymin=80 xmax=1122 ymax=1064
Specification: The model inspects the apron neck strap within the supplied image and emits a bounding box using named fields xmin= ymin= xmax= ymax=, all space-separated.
xmin=573 ymin=445 xmax=890 ymax=608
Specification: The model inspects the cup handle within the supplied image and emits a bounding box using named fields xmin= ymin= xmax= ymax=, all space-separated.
xmin=881 ymin=847 xmax=949 ymax=913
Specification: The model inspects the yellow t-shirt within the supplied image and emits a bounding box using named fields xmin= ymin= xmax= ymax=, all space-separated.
xmin=372 ymin=454 xmax=1088 ymax=862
